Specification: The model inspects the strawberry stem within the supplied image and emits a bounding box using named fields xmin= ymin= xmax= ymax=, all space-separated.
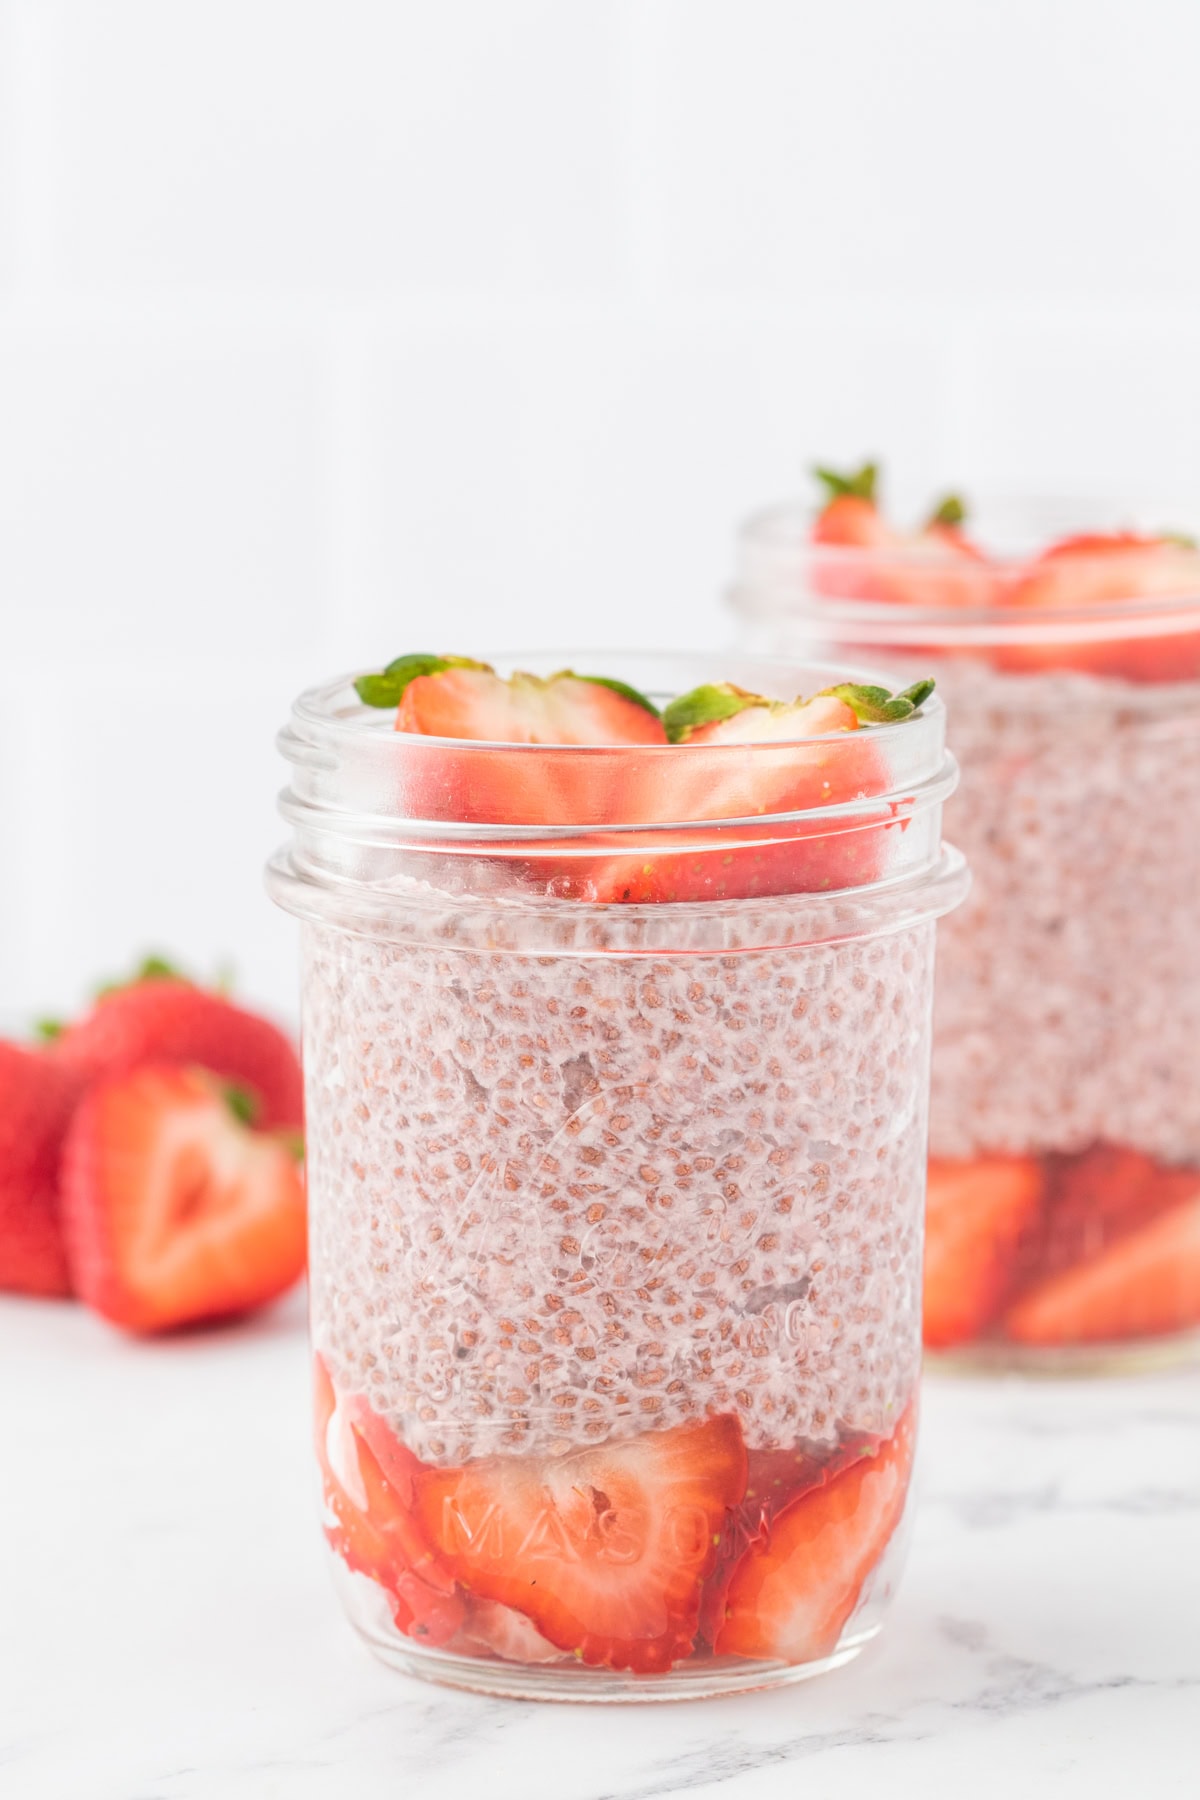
xmin=927 ymin=493 xmax=967 ymax=529
xmin=662 ymin=683 xmax=756 ymax=743
xmin=355 ymin=654 xmax=491 ymax=709
xmin=812 ymin=461 xmax=879 ymax=505
xmin=95 ymin=953 xmax=188 ymax=1000
xmin=223 ymin=1084 xmax=260 ymax=1128
xmin=819 ymin=679 xmax=936 ymax=722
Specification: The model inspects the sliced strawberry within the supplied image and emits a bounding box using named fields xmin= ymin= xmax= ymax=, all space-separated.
xmin=1010 ymin=532 xmax=1200 ymax=609
xmin=714 ymin=1403 xmax=916 ymax=1663
xmin=356 ymin=656 xmax=931 ymax=902
xmin=414 ymin=1415 xmax=748 ymax=1673
xmin=811 ymin=463 xmax=993 ymax=610
xmin=576 ymin=678 xmax=930 ymax=904
xmin=0 ymin=1042 xmax=81 ymax=1298
xmin=697 ymin=1432 xmax=883 ymax=1650
xmin=1019 ymin=1144 xmax=1198 ymax=1289
xmin=356 ymin=654 xmax=667 ymax=830
xmin=313 ymin=1357 xmax=463 ymax=1644
xmin=923 ymin=1155 xmax=1046 ymax=1349
xmin=61 ymin=1064 xmax=307 ymax=1333
xmin=356 ymin=654 xmax=665 ymax=747
xmin=55 ymin=974 xmax=302 ymax=1131
xmin=1001 ymin=532 xmax=1200 ymax=681
xmin=1003 ymin=1186 xmax=1200 ymax=1346
xmin=399 ymin=664 xmax=665 ymax=747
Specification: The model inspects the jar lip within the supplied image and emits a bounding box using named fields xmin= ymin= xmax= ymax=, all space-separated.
xmin=277 ymin=650 xmax=953 ymax=851
xmin=289 ymin=651 xmax=946 ymax=756
xmin=735 ymin=497 xmax=1200 ymax=638
xmin=274 ymin=652 xmax=958 ymax=922
xmin=275 ymin=749 xmax=961 ymax=847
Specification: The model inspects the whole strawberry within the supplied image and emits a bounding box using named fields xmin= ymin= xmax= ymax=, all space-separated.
xmin=53 ymin=959 xmax=303 ymax=1131
xmin=0 ymin=1042 xmax=82 ymax=1297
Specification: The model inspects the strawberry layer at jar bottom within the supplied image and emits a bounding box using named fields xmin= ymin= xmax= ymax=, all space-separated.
xmin=313 ymin=1356 xmax=916 ymax=1695
xmin=923 ymin=1144 xmax=1200 ymax=1365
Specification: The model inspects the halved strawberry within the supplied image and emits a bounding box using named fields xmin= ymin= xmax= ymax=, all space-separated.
xmin=61 ymin=1064 xmax=307 ymax=1333
xmin=714 ymin=1403 xmax=916 ymax=1664
xmin=414 ymin=1415 xmax=747 ymax=1673
xmin=1002 ymin=1186 xmax=1200 ymax=1346
xmin=54 ymin=971 xmax=302 ymax=1132
xmin=576 ymin=678 xmax=931 ymax=903
xmin=313 ymin=1357 xmax=463 ymax=1644
xmin=356 ymin=654 xmax=667 ymax=829
xmin=0 ymin=1042 xmax=82 ymax=1298
xmin=399 ymin=663 xmax=665 ymax=747
xmin=922 ymin=1155 xmax=1046 ymax=1349
xmin=811 ymin=463 xmax=992 ymax=610
xmin=1001 ymin=532 xmax=1200 ymax=681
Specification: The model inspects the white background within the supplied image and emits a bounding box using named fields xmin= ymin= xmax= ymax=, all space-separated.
xmin=3 ymin=0 xmax=1200 ymax=1023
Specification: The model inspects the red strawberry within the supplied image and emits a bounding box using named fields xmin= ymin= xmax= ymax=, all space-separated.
xmin=1003 ymin=1186 xmax=1200 ymax=1346
xmin=355 ymin=655 xmax=666 ymax=829
xmin=1002 ymin=532 xmax=1200 ymax=681
xmin=923 ymin=1155 xmax=1046 ymax=1349
xmin=714 ymin=1403 xmax=916 ymax=1663
xmin=398 ymin=663 xmax=666 ymax=747
xmin=0 ymin=1043 xmax=81 ymax=1298
xmin=576 ymin=679 xmax=930 ymax=904
xmin=61 ymin=1064 xmax=307 ymax=1333
xmin=1019 ymin=1144 xmax=1198 ymax=1289
xmin=313 ymin=1357 xmax=463 ymax=1644
xmin=811 ymin=464 xmax=992 ymax=610
xmin=812 ymin=462 xmax=894 ymax=554
xmin=414 ymin=1415 xmax=748 ymax=1673
xmin=55 ymin=975 xmax=302 ymax=1131
xmin=697 ymin=1432 xmax=884 ymax=1649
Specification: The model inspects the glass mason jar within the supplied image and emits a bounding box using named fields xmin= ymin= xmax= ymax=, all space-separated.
xmin=730 ymin=502 xmax=1200 ymax=1374
xmin=268 ymin=651 xmax=966 ymax=1700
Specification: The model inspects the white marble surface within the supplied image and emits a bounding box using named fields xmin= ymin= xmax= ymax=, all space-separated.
xmin=3 ymin=1292 xmax=1197 ymax=1800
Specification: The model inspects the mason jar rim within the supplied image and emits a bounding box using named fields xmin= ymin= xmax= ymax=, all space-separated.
xmin=276 ymin=650 xmax=953 ymax=841
xmin=732 ymin=499 xmax=1200 ymax=649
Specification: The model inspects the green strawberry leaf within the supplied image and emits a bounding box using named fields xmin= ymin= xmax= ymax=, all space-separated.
xmin=354 ymin=654 xmax=491 ymax=709
xmin=34 ymin=1017 xmax=65 ymax=1042
xmin=95 ymin=953 xmax=188 ymax=1000
xmin=223 ymin=1084 xmax=260 ymax=1128
xmin=895 ymin=677 xmax=936 ymax=710
xmin=812 ymin=460 xmax=879 ymax=505
xmin=819 ymin=679 xmax=936 ymax=723
xmin=662 ymin=682 xmax=759 ymax=743
xmin=927 ymin=493 xmax=967 ymax=528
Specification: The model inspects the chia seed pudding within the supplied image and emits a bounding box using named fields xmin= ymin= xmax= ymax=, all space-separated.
xmin=731 ymin=480 xmax=1200 ymax=1368
xmin=270 ymin=653 xmax=964 ymax=1697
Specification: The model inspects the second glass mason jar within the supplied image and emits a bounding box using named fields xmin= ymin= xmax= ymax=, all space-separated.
xmin=269 ymin=652 xmax=965 ymax=1699
xmin=731 ymin=504 xmax=1200 ymax=1373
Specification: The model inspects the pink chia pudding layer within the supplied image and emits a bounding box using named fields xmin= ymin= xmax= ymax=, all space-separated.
xmin=916 ymin=659 xmax=1200 ymax=1166
xmin=304 ymin=912 xmax=934 ymax=1468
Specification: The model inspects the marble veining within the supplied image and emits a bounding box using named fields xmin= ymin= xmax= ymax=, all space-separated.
xmin=2 ymin=1291 xmax=1196 ymax=1800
